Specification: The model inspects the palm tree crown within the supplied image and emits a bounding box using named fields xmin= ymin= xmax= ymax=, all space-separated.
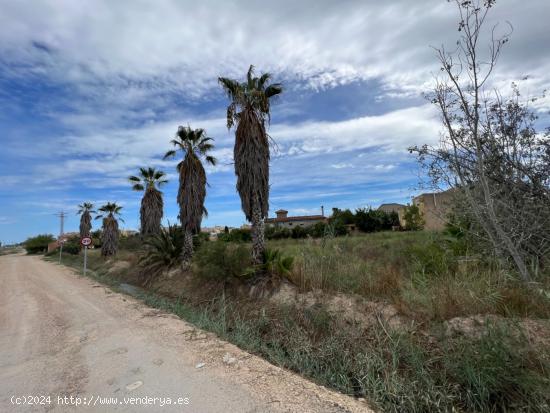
xmin=77 ymin=202 xmax=96 ymax=238
xmin=77 ymin=202 xmax=96 ymax=215
xmin=128 ymin=167 xmax=168 ymax=191
xmin=128 ymin=167 xmax=167 ymax=237
xmin=219 ymin=65 xmax=283 ymax=129
xmin=96 ymin=202 xmax=124 ymax=220
xmin=96 ymin=202 xmax=123 ymax=257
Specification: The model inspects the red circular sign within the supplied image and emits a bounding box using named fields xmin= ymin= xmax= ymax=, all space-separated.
xmin=80 ymin=237 xmax=93 ymax=247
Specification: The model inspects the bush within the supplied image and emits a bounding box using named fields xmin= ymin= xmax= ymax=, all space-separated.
xmin=193 ymin=241 xmax=250 ymax=280
xmin=443 ymin=321 xmax=550 ymax=412
xmin=193 ymin=231 xmax=210 ymax=248
xmin=119 ymin=233 xmax=142 ymax=251
xmin=308 ymin=222 xmax=327 ymax=238
xmin=218 ymin=228 xmax=252 ymax=243
xmin=403 ymin=204 xmax=424 ymax=231
xmin=265 ymin=226 xmax=292 ymax=240
xmin=138 ymin=224 xmax=184 ymax=286
xmin=62 ymin=242 xmax=80 ymax=255
xmin=291 ymin=225 xmax=308 ymax=239
xmin=24 ymin=234 xmax=55 ymax=254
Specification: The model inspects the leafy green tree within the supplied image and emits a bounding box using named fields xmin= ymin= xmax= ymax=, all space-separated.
xmin=128 ymin=167 xmax=168 ymax=237
xmin=164 ymin=126 xmax=216 ymax=267
xmin=219 ymin=65 xmax=283 ymax=265
xmin=77 ymin=202 xmax=95 ymax=238
xmin=403 ymin=204 xmax=425 ymax=231
xmin=95 ymin=202 xmax=123 ymax=257
xmin=24 ymin=234 xmax=55 ymax=254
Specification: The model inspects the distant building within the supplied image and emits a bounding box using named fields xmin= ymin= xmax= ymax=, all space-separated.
xmin=411 ymin=189 xmax=455 ymax=230
xmin=265 ymin=209 xmax=328 ymax=229
xmin=201 ymin=225 xmax=231 ymax=240
xmin=377 ymin=203 xmax=406 ymax=215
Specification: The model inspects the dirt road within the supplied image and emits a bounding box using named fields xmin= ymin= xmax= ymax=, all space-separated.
xmin=0 ymin=254 xmax=371 ymax=412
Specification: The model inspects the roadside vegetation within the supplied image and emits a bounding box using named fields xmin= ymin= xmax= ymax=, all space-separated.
xmin=48 ymin=228 xmax=550 ymax=412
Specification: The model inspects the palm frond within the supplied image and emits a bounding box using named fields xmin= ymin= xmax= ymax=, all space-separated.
xmin=163 ymin=150 xmax=177 ymax=160
xmin=132 ymin=183 xmax=145 ymax=191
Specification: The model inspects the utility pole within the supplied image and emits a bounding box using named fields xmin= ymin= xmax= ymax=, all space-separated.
xmin=55 ymin=211 xmax=67 ymax=263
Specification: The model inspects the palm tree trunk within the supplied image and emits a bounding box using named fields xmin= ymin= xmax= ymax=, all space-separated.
xmin=101 ymin=215 xmax=119 ymax=257
xmin=250 ymin=194 xmax=265 ymax=265
xmin=181 ymin=228 xmax=193 ymax=269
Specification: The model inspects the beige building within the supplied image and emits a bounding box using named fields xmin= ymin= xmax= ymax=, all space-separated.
xmin=265 ymin=209 xmax=327 ymax=228
xmin=411 ymin=189 xmax=455 ymax=230
xmin=377 ymin=203 xmax=406 ymax=215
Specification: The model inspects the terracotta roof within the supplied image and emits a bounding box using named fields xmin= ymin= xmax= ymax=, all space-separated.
xmin=265 ymin=215 xmax=327 ymax=223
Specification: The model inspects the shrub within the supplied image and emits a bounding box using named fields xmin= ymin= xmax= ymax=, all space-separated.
xmin=193 ymin=241 xmax=250 ymax=280
xmin=24 ymin=234 xmax=55 ymax=254
xmin=245 ymin=249 xmax=294 ymax=278
xmin=265 ymin=225 xmax=292 ymax=240
xmin=138 ymin=224 xmax=184 ymax=286
xmin=62 ymin=242 xmax=80 ymax=255
xmin=218 ymin=228 xmax=252 ymax=242
xmin=291 ymin=225 xmax=308 ymax=239
xmin=119 ymin=233 xmax=143 ymax=251
xmin=308 ymin=222 xmax=327 ymax=238
xmin=443 ymin=321 xmax=550 ymax=412
xmin=403 ymin=204 xmax=424 ymax=231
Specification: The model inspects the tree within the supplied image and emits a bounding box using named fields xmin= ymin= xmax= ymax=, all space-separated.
xmin=24 ymin=234 xmax=55 ymax=254
xmin=163 ymin=126 xmax=216 ymax=267
xmin=128 ymin=167 xmax=168 ymax=237
xmin=219 ymin=65 xmax=283 ymax=265
xmin=402 ymin=204 xmax=424 ymax=231
xmin=409 ymin=0 xmax=550 ymax=281
xmin=95 ymin=202 xmax=123 ymax=257
xmin=77 ymin=202 xmax=95 ymax=238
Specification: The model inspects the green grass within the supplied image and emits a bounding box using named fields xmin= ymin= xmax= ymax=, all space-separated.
xmin=46 ymin=232 xmax=550 ymax=412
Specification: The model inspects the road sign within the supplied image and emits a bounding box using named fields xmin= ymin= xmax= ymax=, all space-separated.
xmin=80 ymin=237 xmax=93 ymax=247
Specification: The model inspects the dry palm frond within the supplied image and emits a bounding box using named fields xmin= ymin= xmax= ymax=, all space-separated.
xmin=164 ymin=126 xmax=217 ymax=262
xmin=95 ymin=202 xmax=123 ymax=257
xmin=128 ymin=167 xmax=167 ymax=236
xmin=218 ymin=65 xmax=283 ymax=264
xmin=77 ymin=202 xmax=95 ymax=238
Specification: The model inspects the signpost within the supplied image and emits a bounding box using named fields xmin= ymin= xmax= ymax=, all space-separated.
xmin=80 ymin=237 xmax=93 ymax=275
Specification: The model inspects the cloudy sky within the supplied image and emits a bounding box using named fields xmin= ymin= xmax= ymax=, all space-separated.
xmin=1 ymin=0 xmax=549 ymax=243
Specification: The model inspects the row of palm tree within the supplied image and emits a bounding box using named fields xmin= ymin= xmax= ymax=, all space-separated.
xmin=76 ymin=65 xmax=282 ymax=269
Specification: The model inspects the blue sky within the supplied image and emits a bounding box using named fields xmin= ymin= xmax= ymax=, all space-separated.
xmin=1 ymin=0 xmax=549 ymax=243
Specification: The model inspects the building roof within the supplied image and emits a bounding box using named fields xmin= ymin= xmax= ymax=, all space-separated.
xmin=378 ymin=203 xmax=406 ymax=213
xmin=265 ymin=215 xmax=326 ymax=223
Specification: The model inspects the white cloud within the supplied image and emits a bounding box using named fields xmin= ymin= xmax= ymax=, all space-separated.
xmin=1 ymin=0 xmax=549 ymax=104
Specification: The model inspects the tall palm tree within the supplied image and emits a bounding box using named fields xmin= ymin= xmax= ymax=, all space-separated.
xmin=77 ymin=202 xmax=95 ymax=238
xmin=128 ymin=167 xmax=168 ymax=237
xmin=218 ymin=65 xmax=283 ymax=264
xmin=95 ymin=202 xmax=123 ymax=257
xmin=163 ymin=126 xmax=217 ymax=267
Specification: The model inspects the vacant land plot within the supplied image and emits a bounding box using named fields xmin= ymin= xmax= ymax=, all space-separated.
xmin=50 ymin=231 xmax=550 ymax=412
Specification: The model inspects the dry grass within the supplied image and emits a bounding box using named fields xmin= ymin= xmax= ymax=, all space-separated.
xmin=270 ymin=232 xmax=550 ymax=321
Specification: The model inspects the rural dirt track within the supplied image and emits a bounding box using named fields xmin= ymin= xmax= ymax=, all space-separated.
xmin=0 ymin=254 xmax=372 ymax=412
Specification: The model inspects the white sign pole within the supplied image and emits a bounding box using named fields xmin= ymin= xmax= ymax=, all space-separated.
xmin=83 ymin=246 xmax=88 ymax=276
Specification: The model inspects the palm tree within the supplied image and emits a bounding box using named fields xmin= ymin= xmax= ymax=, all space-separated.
xmin=95 ymin=202 xmax=123 ymax=257
xmin=218 ymin=65 xmax=282 ymax=264
xmin=128 ymin=167 xmax=168 ymax=237
xmin=163 ymin=126 xmax=216 ymax=267
xmin=77 ymin=202 xmax=95 ymax=238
